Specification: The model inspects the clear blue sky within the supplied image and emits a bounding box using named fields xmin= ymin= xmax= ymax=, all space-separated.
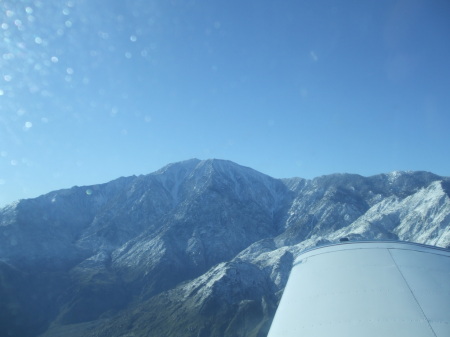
xmin=1 ymin=0 xmax=449 ymax=206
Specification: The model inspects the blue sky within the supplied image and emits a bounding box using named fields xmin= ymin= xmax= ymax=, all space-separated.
xmin=1 ymin=0 xmax=450 ymax=206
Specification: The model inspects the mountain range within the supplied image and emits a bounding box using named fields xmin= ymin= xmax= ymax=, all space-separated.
xmin=0 ymin=159 xmax=449 ymax=336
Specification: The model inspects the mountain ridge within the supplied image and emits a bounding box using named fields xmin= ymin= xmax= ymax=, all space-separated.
xmin=0 ymin=159 xmax=449 ymax=337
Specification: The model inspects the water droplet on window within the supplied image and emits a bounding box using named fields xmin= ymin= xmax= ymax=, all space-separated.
xmin=85 ymin=189 xmax=93 ymax=195
xmin=125 ymin=52 xmax=132 ymax=59
xmin=25 ymin=7 xmax=33 ymax=14
xmin=130 ymin=35 xmax=137 ymax=42
xmin=3 ymin=75 xmax=12 ymax=82
xmin=24 ymin=121 xmax=33 ymax=129
xmin=65 ymin=20 xmax=72 ymax=28
xmin=34 ymin=37 xmax=42 ymax=44
xmin=51 ymin=56 xmax=59 ymax=63
xmin=98 ymin=31 xmax=109 ymax=39
xmin=2 ymin=53 xmax=13 ymax=60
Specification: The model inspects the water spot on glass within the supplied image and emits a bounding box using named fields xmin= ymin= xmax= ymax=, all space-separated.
xmin=10 ymin=237 xmax=17 ymax=246
xmin=125 ymin=52 xmax=132 ymax=59
xmin=14 ymin=20 xmax=22 ymax=28
xmin=29 ymin=84 xmax=39 ymax=94
xmin=144 ymin=116 xmax=152 ymax=123
xmin=66 ymin=67 xmax=74 ymax=75
xmin=6 ymin=10 xmax=14 ymax=18
xmin=57 ymin=28 xmax=64 ymax=36
xmin=98 ymin=31 xmax=109 ymax=39
xmin=65 ymin=20 xmax=72 ymax=28
xmin=62 ymin=8 xmax=70 ymax=15
xmin=24 ymin=121 xmax=33 ymax=129
xmin=0 ymin=89 xmax=4 ymax=96
xmin=41 ymin=90 xmax=51 ymax=97
xmin=27 ymin=15 xmax=35 ymax=23
xmin=34 ymin=36 xmax=43 ymax=44
xmin=51 ymin=56 xmax=59 ymax=63
xmin=3 ymin=75 xmax=12 ymax=82
xmin=1 ymin=23 xmax=8 ymax=30
xmin=25 ymin=7 xmax=33 ymax=14
xmin=300 ymin=88 xmax=308 ymax=98
xmin=67 ymin=1 xmax=74 ymax=8
xmin=3 ymin=53 xmax=14 ymax=60
xmin=10 ymin=160 xmax=18 ymax=166
xmin=85 ymin=189 xmax=93 ymax=196
xmin=130 ymin=35 xmax=137 ymax=42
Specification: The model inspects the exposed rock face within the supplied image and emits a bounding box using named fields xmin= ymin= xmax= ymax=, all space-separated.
xmin=0 ymin=159 xmax=448 ymax=337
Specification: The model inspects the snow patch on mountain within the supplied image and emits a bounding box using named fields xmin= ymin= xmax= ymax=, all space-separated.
xmin=326 ymin=180 xmax=450 ymax=247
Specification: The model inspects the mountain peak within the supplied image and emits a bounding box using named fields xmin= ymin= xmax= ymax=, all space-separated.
xmin=0 ymin=160 xmax=449 ymax=337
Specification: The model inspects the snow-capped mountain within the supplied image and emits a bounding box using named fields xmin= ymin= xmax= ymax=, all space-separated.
xmin=0 ymin=159 xmax=448 ymax=337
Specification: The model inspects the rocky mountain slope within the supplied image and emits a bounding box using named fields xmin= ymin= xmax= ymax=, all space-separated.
xmin=0 ymin=159 xmax=449 ymax=337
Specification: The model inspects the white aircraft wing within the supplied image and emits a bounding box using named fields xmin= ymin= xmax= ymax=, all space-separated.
xmin=268 ymin=241 xmax=450 ymax=337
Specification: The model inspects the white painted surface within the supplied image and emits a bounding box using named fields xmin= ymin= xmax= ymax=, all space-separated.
xmin=268 ymin=241 xmax=450 ymax=337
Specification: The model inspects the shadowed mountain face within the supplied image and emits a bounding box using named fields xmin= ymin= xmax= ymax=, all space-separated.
xmin=0 ymin=159 xmax=449 ymax=337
